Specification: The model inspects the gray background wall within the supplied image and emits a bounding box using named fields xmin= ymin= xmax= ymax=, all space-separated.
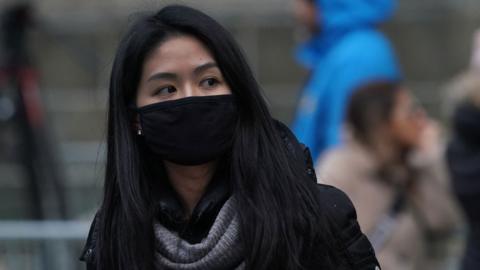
xmin=1 ymin=0 xmax=480 ymax=219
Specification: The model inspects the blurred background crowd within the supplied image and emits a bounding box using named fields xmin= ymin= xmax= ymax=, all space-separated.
xmin=0 ymin=0 xmax=479 ymax=269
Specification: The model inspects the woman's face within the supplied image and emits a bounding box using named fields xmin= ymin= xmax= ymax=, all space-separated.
xmin=136 ymin=35 xmax=231 ymax=107
xmin=387 ymin=89 xmax=426 ymax=149
xmin=294 ymin=0 xmax=318 ymax=33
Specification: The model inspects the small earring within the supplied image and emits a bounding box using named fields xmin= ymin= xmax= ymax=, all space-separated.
xmin=137 ymin=128 xmax=143 ymax=136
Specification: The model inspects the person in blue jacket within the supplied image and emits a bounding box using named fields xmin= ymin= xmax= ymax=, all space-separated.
xmin=292 ymin=0 xmax=402 ymax=161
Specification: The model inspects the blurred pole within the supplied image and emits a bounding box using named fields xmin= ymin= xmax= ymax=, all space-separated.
xmin=1 ymin=2 xmax=44 ymax=221
xmin=1 ymin=4 xmax=70 ymax=270
xmin=1 ymin=3 xmax=68 ymax=220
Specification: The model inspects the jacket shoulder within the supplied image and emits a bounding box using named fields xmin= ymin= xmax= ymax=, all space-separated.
xmin=338 ymin=30 xmax=395 ymax=58
xmin=79 ymin=211 xmax=99 ymax=269
xmin=273 ymin=119 xmax=317 ymax=182
xmin=327 ymin=30 xmax=401 ymax=81
xmin=316 ymin=184 xmax=381 ymax=270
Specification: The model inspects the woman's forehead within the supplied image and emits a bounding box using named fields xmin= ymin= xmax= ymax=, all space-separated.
xmin=143 ymin=35 xmax=216 ymax=73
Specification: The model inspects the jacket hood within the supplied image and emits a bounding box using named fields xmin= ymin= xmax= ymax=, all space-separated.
xmin=296 ymin=0 xmax=397 ymax=68
xmin=315 ymin=0 xmax=397 ymax=32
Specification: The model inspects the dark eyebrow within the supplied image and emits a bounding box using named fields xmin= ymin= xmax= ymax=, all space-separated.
xmin=147 ymin=72 xmax=177 ymax=82
xmin=193 ymin=62 xmax=218 ymax=75
xmin=146 ymin=62 xmax=218 ymax=82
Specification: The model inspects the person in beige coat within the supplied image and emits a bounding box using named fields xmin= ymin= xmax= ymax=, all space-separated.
xmin=316 ymin=82 xmax=464 ymax=270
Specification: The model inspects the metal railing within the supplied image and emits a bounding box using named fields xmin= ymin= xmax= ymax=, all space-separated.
xmin=0 ymin=220 xmax=90 ymax=270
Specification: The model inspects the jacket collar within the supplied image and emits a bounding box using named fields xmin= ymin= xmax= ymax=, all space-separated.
xmin=153 ymin=161 xmax=231 ymax=243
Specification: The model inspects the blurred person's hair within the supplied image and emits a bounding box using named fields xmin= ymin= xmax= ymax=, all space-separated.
xmin=346 ymin=81 xmax=400 ymax=146
xmin=97 ymin=5 xmax=338 ymax=270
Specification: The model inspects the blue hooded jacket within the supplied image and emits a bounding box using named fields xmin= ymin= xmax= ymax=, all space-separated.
xmin=292 ymin=0 xmax=401 ymax=161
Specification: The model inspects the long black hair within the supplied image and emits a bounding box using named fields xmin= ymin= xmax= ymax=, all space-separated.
xmin=98 ymin=5 xmax=336 ymax=270
xmin=346 ymin=81 xmax=401 ymax=146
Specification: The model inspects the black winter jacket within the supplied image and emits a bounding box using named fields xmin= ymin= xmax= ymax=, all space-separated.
xmin=447 ymin=102 xmax=480 ymax=270
xmin=80 ymin=121 xmax=380 ymax=270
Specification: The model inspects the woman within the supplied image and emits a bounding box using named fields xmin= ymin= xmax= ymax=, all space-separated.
xmin=316 ymin=82 xmax=463 ymax=270
xmin=448 ymin=99 xmax=480 ymax=270
xmin=446 ymin=41 xmax=480 ymax=269
xmin=291 ymin=0 xmax=401 ymax=160
xmin=79 ymin=5 xmax=379 ymax=270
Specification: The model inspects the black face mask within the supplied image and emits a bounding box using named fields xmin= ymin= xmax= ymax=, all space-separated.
xmin=137 ymin=95 xmax=237 ymax=166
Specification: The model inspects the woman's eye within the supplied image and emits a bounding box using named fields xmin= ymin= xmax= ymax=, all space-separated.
xmin=200 ymin=78 xmax=220 ymax=88
xmin=154 ymin=86 xmax=176 ymax=96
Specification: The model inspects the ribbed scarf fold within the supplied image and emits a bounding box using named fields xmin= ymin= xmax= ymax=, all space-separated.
xmin=154 ymin=197 xmax=245 ymax=270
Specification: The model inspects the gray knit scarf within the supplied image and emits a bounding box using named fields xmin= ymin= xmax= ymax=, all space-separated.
xmin=153 ymin=197 xmax=245 ymax=270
